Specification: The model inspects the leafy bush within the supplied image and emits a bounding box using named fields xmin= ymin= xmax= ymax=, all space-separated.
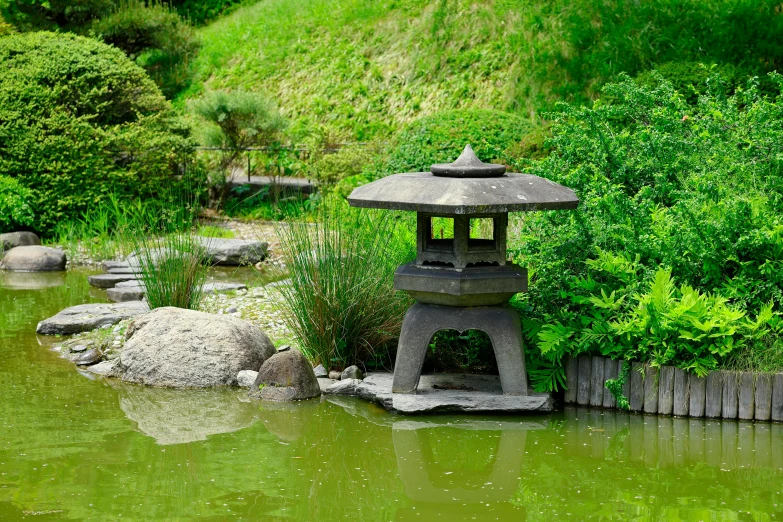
xmin=92 ymin=0 xmax=200 ymax=97
xmin=171 ymin=0 xmax=243 ymax=25
xmin=512 ymin=73 xmax=783 ymax=389
xmin=274 ymin=204 xmax=415 ymax=371
xmin=372 ymin=110 xmax=532 ymax=178
xmin=0 ymin=0 xmax=114 ymax=31
xmin=0 ymin=176 xmax=34 ymax=233
xmin=0 ymin=32 xmax=198 ymax=235
xmin=307 ymin=144 xmax=380 ymax=190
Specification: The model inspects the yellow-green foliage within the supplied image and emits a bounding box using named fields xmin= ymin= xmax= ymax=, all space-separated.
xmin=182 ymin=0 xmax=783 ymax=140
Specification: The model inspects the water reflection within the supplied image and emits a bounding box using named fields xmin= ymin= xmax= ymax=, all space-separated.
xmin=113 ymin=384 xmax=261 ymax=445
xmin=0 ymin=270 xmax=67 ymax=290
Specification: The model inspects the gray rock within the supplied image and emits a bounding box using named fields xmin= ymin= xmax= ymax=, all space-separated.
xmin=329 ymin=371 xmax=341 ymax=380
xmin=102 ymin=260 xmax=130 ymax=271
xmin=88 ymin=273 xmax=138 ymax=288
xmin=318 ymin=378 xmax=338 ymax=392
xmin=277 ymin=345 xmax=291 ymax=352
xmin=341 ymin=365 xmax=363 ymax=380
xmin=73 ymin=348 xmax=103 ymax=366
xmin=339 ymin=373 xmax=554 ymax=414
xmin=0 ymin=231 xmax=40 ymax=250
xmin=71 ymin=344 xmax=88 ymax=353
xmin=86 ymin=360 xmax=116 ymax=375
xmin=237 ymin=370 xmax=258 ymax=388
xmin=324 ymin=378 xmax=361 ymax=396
xmin=112 ymin=307 xmax=275 ymax=388
xmin=250 ymin=349 xmax=320 ymax=401
xmin=196 ymin=237 xmax=268 ymax=266
xmin=202 ymin=282 xmax=247 ymax=293
xmin=107 ymin=267 xmax=139 ymax=275
xmin=313 ymin=364 xmax=328 ymax=378
xmin=37 ymin=301 xmax=149 ymax=335
xmin=106 ymin=285 xmax=145 ymax=302
xmin=116 ymin=280 xmax=145 ymax=288
xmin=226 ymin=307 xmax=238 ymax=314
xmin=0 ymin=246 xmax=66 ymax=272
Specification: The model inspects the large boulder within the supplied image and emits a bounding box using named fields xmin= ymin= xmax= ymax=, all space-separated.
xmin=0 ymin=231 xmax=40 ymax=250
xmin=196 ymin=237 xmax=268 ymax=266
xmin=250 ymin=349 xmax=321 ymax=401
xmin=112 ymin=307 xmax=275 ymax=388
xmin=36 ymin=301 xmax=149 ymax=335
xmin=0 ymin=245 xmax=66 ymax=272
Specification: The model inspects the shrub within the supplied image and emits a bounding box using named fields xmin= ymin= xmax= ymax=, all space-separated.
xmin=171 ymin=0 xmax=243 ymax=25
xmin=91 ymin=0 xmax=199 ymax=97
xmin=511 ymin=73 xmax=783 ymax=389
xmin=0 ymin=0 xmax=114 ymax=31
xmin=372 ymin=110 xmax=533 ymax=178
xmin=0 ymin=32 xmax=198 ymax=235
xmin=274 ymin=204 xmax=415 ymax=371
xmin=0 ymin=176 xmax=35 ymax=233
xmin=307 ymin=144 xmax=380 ymax=190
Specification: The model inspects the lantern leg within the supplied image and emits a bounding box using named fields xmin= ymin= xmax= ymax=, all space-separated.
xmin=392 ymin=303 xmax=528 ymax=396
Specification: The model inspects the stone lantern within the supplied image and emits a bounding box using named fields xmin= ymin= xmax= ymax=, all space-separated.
xmin=348 ymin=145 xmax=578 ymax=396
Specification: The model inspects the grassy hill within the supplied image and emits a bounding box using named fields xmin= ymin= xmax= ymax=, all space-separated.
xmin=181 ymin=0 xmax=783 ymax=141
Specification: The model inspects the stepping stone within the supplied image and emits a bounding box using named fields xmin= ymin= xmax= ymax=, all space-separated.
xmin=102 ymin=260 xmax=130 ymax=271
xmin=88 ymin=273 xmax=138 ymax=288
xmin=201 ymin=282 xmax=247 ymax=293
xmin=0 ymin=246 xmax=66 ymax=272
xmin=107 ymin=267 xmax=139 ymax=275
xmin=196 ymin=237 xmax=268 ymax=266
xmin=36 ymin=301 xmax=148 ymax=335
xmin=106 ymin=285 xmax=145 ymax=302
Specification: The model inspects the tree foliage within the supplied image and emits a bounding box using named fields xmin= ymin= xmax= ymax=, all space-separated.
xmin=0 ymin=31 xmax=197 ymax=234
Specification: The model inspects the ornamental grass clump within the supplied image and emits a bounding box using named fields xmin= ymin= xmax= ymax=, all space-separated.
xmin=274 ymin=206 xmax=415 ymax=371
xmin=127 ymin=233 xmax=212 ymax=310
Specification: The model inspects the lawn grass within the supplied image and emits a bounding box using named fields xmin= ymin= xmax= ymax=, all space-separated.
xmin=181 ymin=0 xmax=783 ymax=141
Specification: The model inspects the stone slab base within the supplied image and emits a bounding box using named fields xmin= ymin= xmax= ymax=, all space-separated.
xmin=325 ymin=373 xmax=554 ymax=414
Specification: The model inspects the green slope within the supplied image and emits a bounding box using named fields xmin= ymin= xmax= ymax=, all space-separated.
xmin=182 ymin=0 xmax=783 ymax=141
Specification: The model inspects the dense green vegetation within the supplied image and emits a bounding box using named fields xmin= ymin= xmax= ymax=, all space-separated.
xmin=514 ymin=74 xmax=783 ymax=389
xmin=0 ymin=176 xmax=34 ymax=233
xmin=0 ymin=32 xmax=199 ymax=234
xmin=184 ymin=0 xmax=783 ymax=141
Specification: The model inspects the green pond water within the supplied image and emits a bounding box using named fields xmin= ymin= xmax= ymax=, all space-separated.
xmin=1 ymin=270 xmax=782 ymax=521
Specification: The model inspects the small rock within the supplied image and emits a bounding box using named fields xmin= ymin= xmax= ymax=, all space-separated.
xmin=36 ymin=302 xmax=148 ymax=335
xmin=318 ymin=378 xmax=338 ymax=392
xmin=313 ymin=364 xmax=328 ymax=378
xmin=329 ymin=371 xmax=341 ymax=380
xmin=237 ymin=370 xmax=259 ymax=388
xmin=73 ymin=349 xmax=103 ymax=366
xmin=226 ymin=307 xmax=238 ymax=314
xmin=87 ymin=273 xmax=138 ymax=289
xmin=250 ymin=349 xmax=320 ymax=401
xmin=277 ymin=345 xmax=291 ymax=352
xmin=70 ymin=344 xmax=88 ymax=353
xmin=341 ymin=365 xmax=363 ymax=380
xmin=196 ymin=237 xmax=268 ymax=266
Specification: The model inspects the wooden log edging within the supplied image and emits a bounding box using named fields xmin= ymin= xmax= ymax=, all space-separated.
xmin=562 ymin=355 xmax=783 ymax=423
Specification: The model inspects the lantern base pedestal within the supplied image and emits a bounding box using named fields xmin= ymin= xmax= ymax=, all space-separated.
xmin=392 ymin=303 xmax=529 ymax=395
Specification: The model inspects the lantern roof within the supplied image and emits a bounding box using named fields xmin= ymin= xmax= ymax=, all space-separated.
xmin=348 ymin=145 xmax=579 ymax=215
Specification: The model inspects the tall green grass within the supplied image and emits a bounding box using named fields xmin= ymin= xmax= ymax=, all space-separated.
xmin=274 ymin=204 xmax=415 ymax=371
xmin=181 ymin=0 xmax=783 ymax=140
xmin=124 ymin=233 xmax=212 ymax=310
xmin=50 ymin=194 xmax=200 ymax=261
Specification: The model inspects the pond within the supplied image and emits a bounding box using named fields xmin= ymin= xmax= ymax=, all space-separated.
xmin=1 ymin=271 xmax=782 ymax=520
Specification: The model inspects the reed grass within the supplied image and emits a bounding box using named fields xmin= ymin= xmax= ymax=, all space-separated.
xmin=273 ymin=204 xmax=415 ymax=371
xmin=124 ymin=233 xmax=213 ymax=310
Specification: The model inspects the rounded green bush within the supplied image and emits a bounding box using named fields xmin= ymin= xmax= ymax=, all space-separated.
xmin=374 ymin=109 xmax=533 ymax=177
xmin=0 ymin=32 xmax=196 ymax=235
